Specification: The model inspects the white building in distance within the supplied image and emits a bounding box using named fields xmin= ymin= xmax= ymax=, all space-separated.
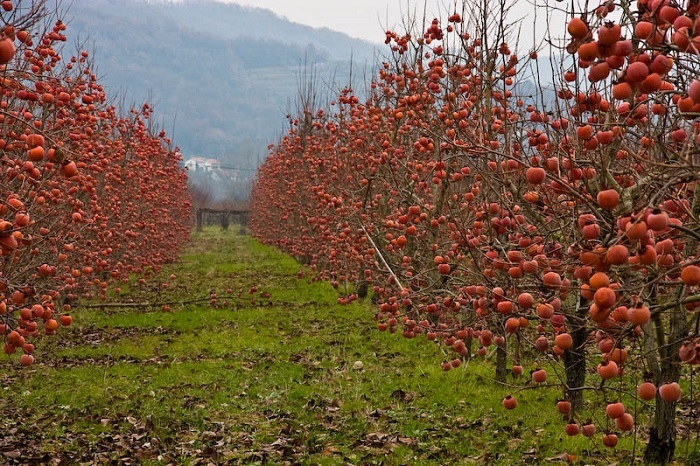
xmin=184 ymin=157 xmax=221 ymax=173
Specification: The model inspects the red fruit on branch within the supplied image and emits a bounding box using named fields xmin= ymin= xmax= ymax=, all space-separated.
xmin=502 ymin=395 xmax=518 ymax=409
xmin=637 ymin=382 xmax=657 ymax=400
xmin=603 ymin=433 xmax=618 ymax=448
xmin=564 ymin=422 xmax=580 ymax=436
xmin=606 ymin=402 xmax=625 ymax=419
xmin=680 ymin=265 xmax=700 ymax=286
xmin=0 ymin=37 xmax=15 ymax=63
xmin=597 ymin=189 xmax=619 ymax=209
xmin=532 ymin=369 xmax=547 ymax=383
xmin=658 ymin=382 xmax=681 ymax=402
xmin=567 ymin=17 xmax=589 ymax=38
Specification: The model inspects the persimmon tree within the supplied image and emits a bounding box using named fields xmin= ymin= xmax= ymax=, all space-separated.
xmin=252 ymin=0 xmax=700 ymax=463
xmin=549 ymin=0 xmax=700 ymax=461
xmin=1 ymin=0 xmax=192 ymax=365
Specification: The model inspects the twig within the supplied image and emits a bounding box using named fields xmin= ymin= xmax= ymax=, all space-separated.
xmin=360 ymin=224 xmax=404 ymax=291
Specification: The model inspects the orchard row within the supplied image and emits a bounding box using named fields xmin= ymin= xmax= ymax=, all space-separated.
xmin=1 ymin=2 xmax=192 ymax=365
xmin=251 ymin=0 xmax=700 ymax=463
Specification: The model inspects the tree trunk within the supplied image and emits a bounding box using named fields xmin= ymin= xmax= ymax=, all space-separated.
xmin=563 ymin=296 xmax=587 ymax=412
xmin=563 ymin=319 xmax=587 ymax=411
xmin=496 ymin=340 xmax=507 ymax=383
xmin=644 ymin=304 xmax=687 ymax=464
xmin=464 ymin=336 xmax=473 ymax=360
xmin=196 ymin=208 xmax=203 ymax=231
xmin=646 ymin=399 xmax=678 ymax=464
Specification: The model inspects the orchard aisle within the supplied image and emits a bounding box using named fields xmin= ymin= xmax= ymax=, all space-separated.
xmin=2 ymin=227 xmax=628 ymax=464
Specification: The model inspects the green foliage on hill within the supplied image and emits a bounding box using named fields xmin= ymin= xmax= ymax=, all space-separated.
xmin=62 ymin=0 xmax=380 ymax=166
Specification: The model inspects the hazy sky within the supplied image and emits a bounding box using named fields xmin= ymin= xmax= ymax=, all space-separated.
xmin=215 ymin=1 xmax=554 ymax=51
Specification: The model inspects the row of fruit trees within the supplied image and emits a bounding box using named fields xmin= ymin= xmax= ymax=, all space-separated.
xmin=1 ymin=2 xmax=192 ymax=364
xmin=251 ymin=0 xmax=700 ymax=462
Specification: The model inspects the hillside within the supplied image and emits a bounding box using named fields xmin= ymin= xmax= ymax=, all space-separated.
xmin=62 ymin=0 xmax=381 ymax=167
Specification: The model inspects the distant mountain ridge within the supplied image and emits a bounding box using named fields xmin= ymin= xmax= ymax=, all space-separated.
xmin=135 ymin=0 xmax=380 ymax=62
xmin=63 ymin=0 xmax=381 ymax=166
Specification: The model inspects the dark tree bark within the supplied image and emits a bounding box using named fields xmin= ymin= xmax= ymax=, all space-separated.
xmin=563 ymin=296 xmax=587 ymax=412
xmin=496 ymin=340 xmax=507 ymax=383
xmin=563 ymin=323 xmax=587 ymax=411
xmin=196 ymin=208 xmax=203 ymax=231
xmin=644 ymin=305 xmax=688 ymax=464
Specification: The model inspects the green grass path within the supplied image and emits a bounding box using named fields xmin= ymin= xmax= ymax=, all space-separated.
xmin=0 ymin=228 xmax=647 ymax=465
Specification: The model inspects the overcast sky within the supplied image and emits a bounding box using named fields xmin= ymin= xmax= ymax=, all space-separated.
xmin=214 ymin=1 xmax=557 ymax=50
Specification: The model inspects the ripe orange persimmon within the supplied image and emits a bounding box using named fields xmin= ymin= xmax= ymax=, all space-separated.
xmin=681 ymin=265 xmax=700 ymax=286
xmin=588 ymin=61 xmax=610 ymax=82
xmin=637 ymin=382 xmax=657 ymax=401
xmin=606 ymin=244 xmax=629 ymax=265
xmin=525 ymin=166 xmax=546 ymax=184
xmin=556 ymin=400 xmax=572 ymax=414
xmin=543 ymin=271 xmax=562 ymax=289
xmin=0 ymin=38 xmax=15 ymax=64
xmin=597 ymin=360 xmax=619 ymax=379
xmin=59 ymin=315 xmax=72 ymax=326
xmin=565 ymin=422 xmax=580 ymax=436
xmin=576 ymin=124 xmax=593 ymax=140
xmin=640 ymin=73 xmax=662 ymax=92
xmin=61 ymin=161 xmax=78 ymax=177
xmin=27 ymin=146 xmax=45 ymax=162
xmin=615 ymin=412 xmax=635 ymax=431
xmin=598 ymin=22 xmax=621 ymax=45
xmin=26 ymin=133 xmax=45 ymax=148
xmin=594 ymin=287 xmax=616 ymax=309
xmin=503 ymin=395 xmax=518 ymax=409
xmin=590 ymin=303 xmax=611 ymax=323
xmin=504 ymin=317 xmax=520 ymax=333
xmin=659 ymin=6 xmax=680 ymax=24
xmin=634 ymin=21 xmax=654 ymax=40
xmin=567 ymin=17 xmax=589 ymax=38
xmin=627 ymin=303 xmax=651 ymax=325
xmin=581 ymin=422 xmax=596 ymax=437
xmin=532 ymin=369 xmax=547 ymax=383
xmin=597 ymin=189 xmax=619 ymax=209
xmin=608 ymin=347 xmax=628 ymax=364
xmin=626 ymin=61 xmax=649 ymax=83
xmin=603 ymin=433 xmax=618 ymax=447
xmin=658 ymin=382 xmax=681 ymax=401
xmin=589 ymin=272 xmax=610 ymax=289
xmin=517 ymin=292 xmax=534 ymax=309
xmin=19 ymin=353 xmax=34 ymax=366
xmin=555 ymin=333 xmax=573 ymax=351
xmin=578 ymin=41 xmax=600 ymax=61
xmin=690 ymin=80 xmax=700 ymax=103
xmin=44 ymin=319 xmax=59 ymax=332
xmin=537 ymin=302 xmax=554 ymax=319
xmin=580 ymin=283 xmax=595 ymax=301
xmin=646 ymin=209 xmax=669 ymax=231
xmin=606 ymin=402 xmax=625 ymax=419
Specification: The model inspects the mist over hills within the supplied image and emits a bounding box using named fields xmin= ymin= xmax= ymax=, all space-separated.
xmin=63 ymin=0 xmax=381 ymax=168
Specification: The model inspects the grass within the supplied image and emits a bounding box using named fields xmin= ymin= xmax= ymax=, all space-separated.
xmin=0 ymin=226 xmax=697 ymax=465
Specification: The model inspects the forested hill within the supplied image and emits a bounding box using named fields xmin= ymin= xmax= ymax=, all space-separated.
xmin=63 ymin=0 xmax=381 ymax=166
